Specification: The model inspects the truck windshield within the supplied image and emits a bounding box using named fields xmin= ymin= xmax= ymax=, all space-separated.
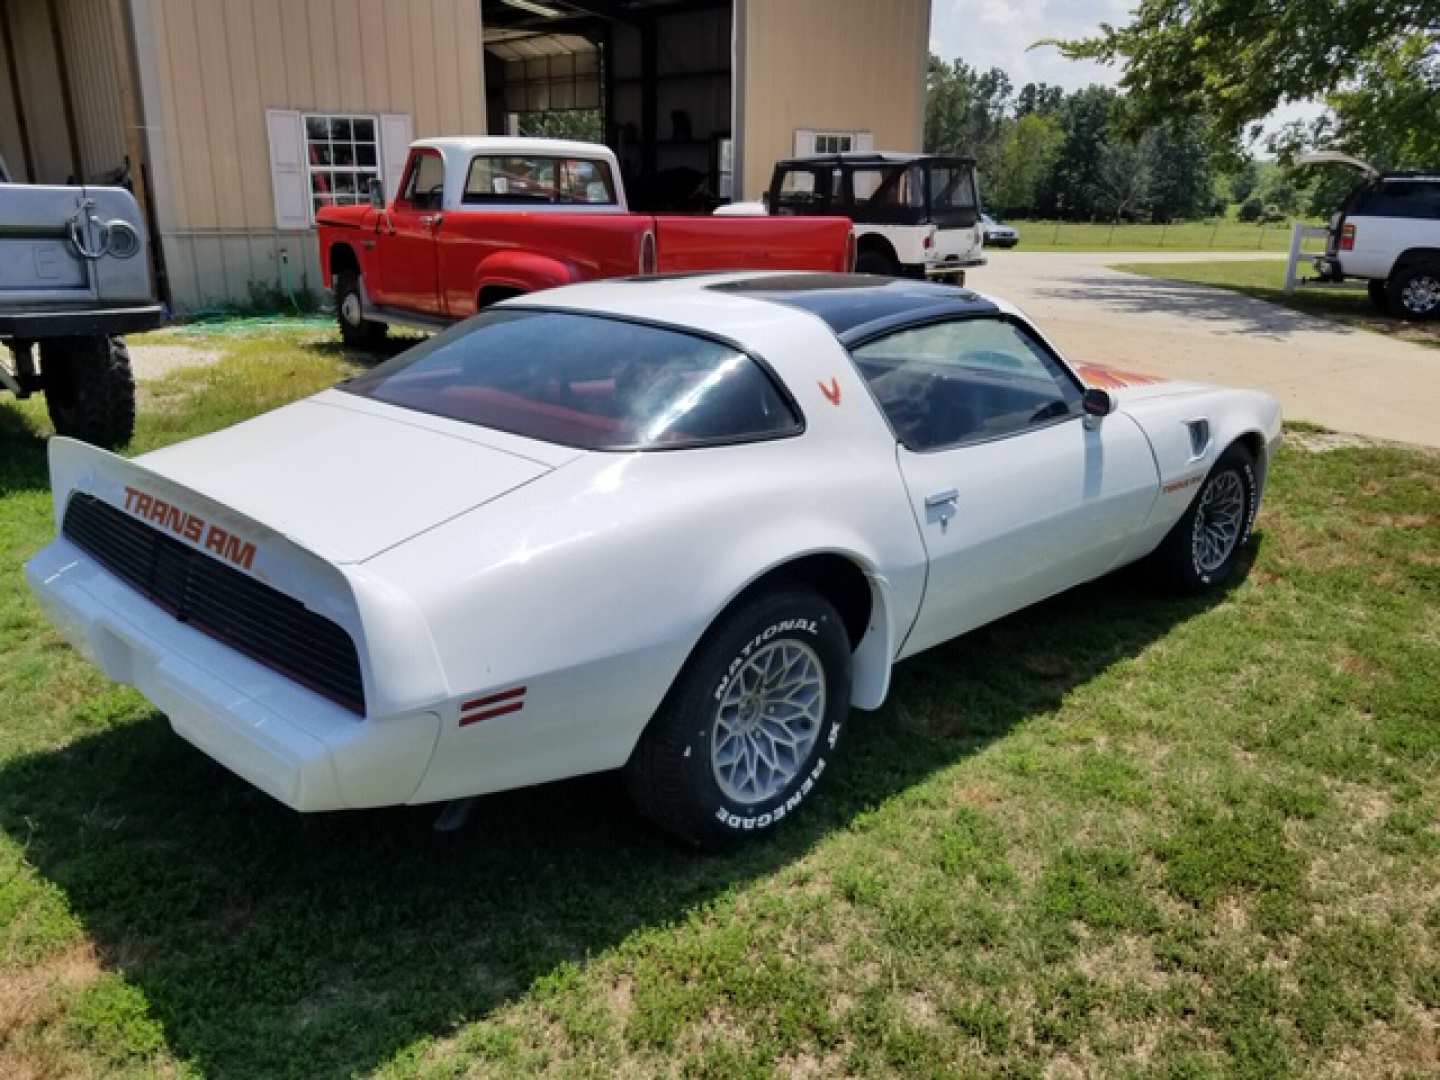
xmin=342 ymin=309 xmax=801 ymax=451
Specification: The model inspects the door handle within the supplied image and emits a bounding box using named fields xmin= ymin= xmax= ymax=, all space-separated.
xmin=419 ymin=213 xmax=442 ymax=230
xmin=925 ymin=489 xmax=959 ymax=529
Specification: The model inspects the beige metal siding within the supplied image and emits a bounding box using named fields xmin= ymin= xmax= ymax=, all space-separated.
xmin=738 ymin=0 xmax=929 ymax=199
xmin=57 ymin=0 xmax=128 ymax=179
xmin=134 ymin=0 xmax=487 ymax=309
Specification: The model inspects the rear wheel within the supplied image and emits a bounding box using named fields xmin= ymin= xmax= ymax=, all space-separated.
xmin=625 ymin=587 xmax=851 ymax=850
xmin=335 ymin=270 xmax=388 ymax=348
xmin=855 ymin=247 xmax=900 ymax=276
xmin=1387 ymin=263 xmax=1440 ymax=320
xmin=1148 ymin=443 xmax=1257 ymax=592
xmin=1367 ymin=279 xmax=1391 ymax=313
xmin=41 ymin=335 xmax=135 ymax=449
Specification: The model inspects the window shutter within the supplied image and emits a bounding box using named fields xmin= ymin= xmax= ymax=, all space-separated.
xmin=854 ymin=131 xmax=874 ymax=153
xmin=793 ymin=129 xmax=816 ymax=156
xmin=380 ymin=114 xmax=414 ymax=200
xmin=265 ymin=109 xmax=309 ymax=230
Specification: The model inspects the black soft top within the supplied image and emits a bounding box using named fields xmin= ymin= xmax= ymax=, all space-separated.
xmin=775 ymin=152 xmax=976 ymax=170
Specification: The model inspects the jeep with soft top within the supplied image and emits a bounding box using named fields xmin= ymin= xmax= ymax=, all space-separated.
xmin=715 ymin=152 xmax=986 ymax=284
xmin=0 ymin=156 xmax=164 ymax=447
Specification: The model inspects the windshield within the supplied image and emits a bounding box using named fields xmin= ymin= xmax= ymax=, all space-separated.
xmin=342 ymin=309 xmax=801 ymax=451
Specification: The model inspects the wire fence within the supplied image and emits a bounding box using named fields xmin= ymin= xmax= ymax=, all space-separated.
xmin=1003 ymin=218 xmax=1330 ymax=253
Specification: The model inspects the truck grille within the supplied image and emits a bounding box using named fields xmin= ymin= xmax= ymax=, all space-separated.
xmin=62 ymin=492 xmax=365 ymax=714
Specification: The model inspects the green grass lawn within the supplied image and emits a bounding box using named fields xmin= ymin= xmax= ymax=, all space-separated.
xmin=1114 ymin=260 xmax=1440 ymax=350
xmin=999 ymin=220 xmax=1320 ymax=253
xmin=2 ymin=327 xmax=1438 ymax=1078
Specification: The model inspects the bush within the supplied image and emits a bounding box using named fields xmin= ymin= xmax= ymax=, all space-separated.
xmin=1238 ymin=198 xmax=1265 ymax=223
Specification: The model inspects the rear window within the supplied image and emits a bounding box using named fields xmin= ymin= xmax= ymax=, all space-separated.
xmin=773 ymin=167 xmax=834 ymax=213
xmin=463 ymin=155 xmax=618 ymax=205
xmin=1350 ymin=180 xmax=1440 ymax=219
xmin=342 ymin=309 xmax=801 ymax=451
xmin=929 ymin=164 xmax=978 ymax=211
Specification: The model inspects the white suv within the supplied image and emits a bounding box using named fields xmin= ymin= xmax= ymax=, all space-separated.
xmin=1303 ymin=152 xmax=1440 ymax=320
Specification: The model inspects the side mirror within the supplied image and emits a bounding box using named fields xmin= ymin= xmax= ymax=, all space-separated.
xmin=367 ymin=177 xmax=385 ymax=210
xmin=1081 ymin=387 xmax=1115 ymax=426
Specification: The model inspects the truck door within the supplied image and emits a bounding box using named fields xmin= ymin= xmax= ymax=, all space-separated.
xmin=375 ymin=149 xmax=444 ymax=314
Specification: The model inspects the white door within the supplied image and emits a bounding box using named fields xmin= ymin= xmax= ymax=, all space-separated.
xmin=849 ymin=315 xmax=1158 ymax=658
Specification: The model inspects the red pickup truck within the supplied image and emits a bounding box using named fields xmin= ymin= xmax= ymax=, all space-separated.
xmin=316 ymin=137 xmax=854 ymax=346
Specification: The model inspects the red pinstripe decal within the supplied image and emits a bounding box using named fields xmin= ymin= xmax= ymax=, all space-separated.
xmin=461 ymin=686 xmax=525 ymax=712
xmin=459 ymin=701 xmax=525 ymax=726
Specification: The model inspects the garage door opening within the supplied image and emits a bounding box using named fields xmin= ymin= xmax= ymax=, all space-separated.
xmin=481 ymin=0 xmax=733 ymax=212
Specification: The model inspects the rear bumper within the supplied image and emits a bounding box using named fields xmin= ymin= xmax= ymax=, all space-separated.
xmin=925 ymin=256 xmax=986 ymax=276
xmin=25 ymin=539 xmax=440 ymax=812
xmin=0 ymin=303 xmax=165 ymax=340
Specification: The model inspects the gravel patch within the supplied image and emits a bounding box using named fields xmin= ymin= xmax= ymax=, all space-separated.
xmin=128 ymin=343 xmax=222 ymax=381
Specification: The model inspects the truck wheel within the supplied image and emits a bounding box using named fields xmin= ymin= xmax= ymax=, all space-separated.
xmin=1367 ymin=279 xmax=1391 ymax=314
xmin=336 ymin=271 xmax=387 ymax=348
xmin=1387 ymin=264 xmax=1440 ymax=320
xmin=41 ymin=336 xmax=136 ymax=449
xmin=624 ymin=587 xmax=851 ymax=850
xmin=855 ymin=249 xmax=900 ymax=276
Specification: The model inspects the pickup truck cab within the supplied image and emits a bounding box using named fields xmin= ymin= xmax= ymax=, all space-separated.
xmin=715 ymin=152 xmax=986 ymax=284
xmin=316 ymin=137 xmax=853 ymax=345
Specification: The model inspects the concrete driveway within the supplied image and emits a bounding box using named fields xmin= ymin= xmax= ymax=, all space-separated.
xmin=970 ymin=251 xmax=1440 ymax=448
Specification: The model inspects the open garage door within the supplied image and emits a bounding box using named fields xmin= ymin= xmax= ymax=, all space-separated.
xmin=481 ymin=0 xmax=733 ymax=212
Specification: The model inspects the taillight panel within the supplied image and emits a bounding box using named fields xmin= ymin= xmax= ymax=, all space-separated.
xmin=1340 ymin=222 xmax=1356 ymax=251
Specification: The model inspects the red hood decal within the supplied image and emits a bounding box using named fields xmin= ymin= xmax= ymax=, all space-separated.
xmin=1074 ymin=363 xmax=1169 ymax=390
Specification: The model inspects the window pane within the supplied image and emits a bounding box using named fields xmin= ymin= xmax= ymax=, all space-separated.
xmin=332 ymin=142 xmax=354 ymax=166
xmin=353 ymin=118 xmax=375 ymax=142
xmin=557 ymin=158 xmax=617 ymax=204
xmin=311 ymin=171 xmax=333 ymax=194
xmin=306 ymin=116 xmax=328 ymax=141
xmin=356 ymin=143 xmax=377 ymax=167
xmin=328 ymin=117 xmax=352 ymax=140
xmin=308 ymin=142 xmax=332 ymax=166
xmin=333 ymin=172 xmax=356 ymax=195
xmin=343 ymin=310 xmax=800 ymax=450
xmin=930 ymin=165 xmax=977 ymax=211
xmin=852 ymin=318 xmax=1080 ymax=450
xmin=404 ymin=152 xmax=445 ymax=207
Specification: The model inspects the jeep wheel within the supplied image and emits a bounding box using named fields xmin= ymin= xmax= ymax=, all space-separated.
xmin=41 ymin=336 xmax=136 ymax=449
xmin=1148 ymin=443 xmax=1257 ymax=593
xmin=336 ymin=271 xmax=387 ymax=348
xmin=855 ymin=248 xmax=900 ymax=277
xmin=1387 ymin=264 xmax=1440 ymax=321
xmin=1367 ymin=279 xmax=1391 ymax=314
xmin=625 ymin=588 xmax=851 ymax=850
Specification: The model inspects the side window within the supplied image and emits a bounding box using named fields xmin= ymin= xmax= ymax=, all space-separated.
xmin=851 ymin=317 xmax=1083 ymax=451
xmin=1356 ymin=181 xmax=1440 ymax=219
xmin=401 ymin=151 xmax=445 ymax=210
xmin=773 ymin=168 xmax=831 ymax=213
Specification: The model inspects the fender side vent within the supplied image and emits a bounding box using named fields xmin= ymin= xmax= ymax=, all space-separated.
xmin=1186 ymin=419 xmax=1211 ymax=458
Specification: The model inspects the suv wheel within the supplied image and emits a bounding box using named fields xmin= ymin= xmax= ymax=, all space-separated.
xmin=41 ymin=336 xmax=136 ymax=449
xmin=1387 ymin=264 xmax=1440 ymax=321
xmin=336 ymin=271 xmax=388 ymax=348
xmin=625 ymin=587 xmax=851 ymax=850
xmin=1367 ymin=280 xmax=1391 ymax=314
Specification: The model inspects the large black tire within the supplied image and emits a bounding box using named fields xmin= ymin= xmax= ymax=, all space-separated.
xmin=625 ymin=587 xmax=851 ymax=850
xmin=1367 ymin=279 xmax=1391 ymax=314
xmin=41 ymin=336 xmax=136 ymax=449
xmin=855 ymin=247 xmax=901 ymax=277
xmin=335 ymin=270 xmax=388 ymax=348
xmin=1386 ymin=262 xmax=1440 ymax=321
xmin=1148 ymin=442 xmax=1258 ymax=592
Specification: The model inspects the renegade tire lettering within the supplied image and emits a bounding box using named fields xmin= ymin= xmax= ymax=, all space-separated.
xmin=715 ymin=755 xmax=828 ymax=830
xmin=121 ymin=485 xmax=257 ymax=571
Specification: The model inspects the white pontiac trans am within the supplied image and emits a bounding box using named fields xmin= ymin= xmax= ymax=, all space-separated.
xmin=27 ymin=273 xmax=1281 ymax=848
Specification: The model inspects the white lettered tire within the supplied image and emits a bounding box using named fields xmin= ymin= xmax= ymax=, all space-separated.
xmin=625 ymin=587 xmax=851 ymax=849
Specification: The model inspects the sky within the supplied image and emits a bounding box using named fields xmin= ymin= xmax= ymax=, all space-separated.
xmin=927 ymin=0 xmax=1326 ymax=145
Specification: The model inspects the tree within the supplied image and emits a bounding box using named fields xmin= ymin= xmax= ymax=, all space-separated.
xmin=1145 ymin=120 xmax=1214 ymax=221
xmin=1034 ymin=85 xmax=1118 ymax=219
xmin=924 ymin=56 xmax=1013 ymax=185
xmin=1050 ymin=1 xmax=1438 ymax=155
xmin=1228 ymin=158 xmax=1260 ymax=204
xmin=519 ymin=110 xmax=602 ymax=142
xmin=1093 ymin=136 xmax=1153 ymax=222
xmin=988 ymin=113 xmax=1063 ymax=214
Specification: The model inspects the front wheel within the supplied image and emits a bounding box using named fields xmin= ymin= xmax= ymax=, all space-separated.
xmin=625 ymin=588 xmax=851 ymax=850
xmin=1148 ymin=443 xmax=1258 ymax=592
xmin=41 ymin=336 xmax=136 ymax=449
xmin=1387 ymin=264 xmax=1440 ymax=321
xmin=335 ymin=271 xmax=388 ymax=348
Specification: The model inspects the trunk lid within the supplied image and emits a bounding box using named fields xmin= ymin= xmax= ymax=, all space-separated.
xmin=134 ymin=392 xmax=577 ymax=563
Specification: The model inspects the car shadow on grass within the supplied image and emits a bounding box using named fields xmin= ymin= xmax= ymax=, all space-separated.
xmin=0 ymin=543 xmax=1258 ymax=1077
xmin=0 ymin=403 xmax=53 ymax=495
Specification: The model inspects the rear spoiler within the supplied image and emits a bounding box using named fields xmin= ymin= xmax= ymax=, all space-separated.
xmin=46 ymin=437 xmax=356 ymax=623
xmin=1295 ymin=150 xmax=1379 ymax=179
